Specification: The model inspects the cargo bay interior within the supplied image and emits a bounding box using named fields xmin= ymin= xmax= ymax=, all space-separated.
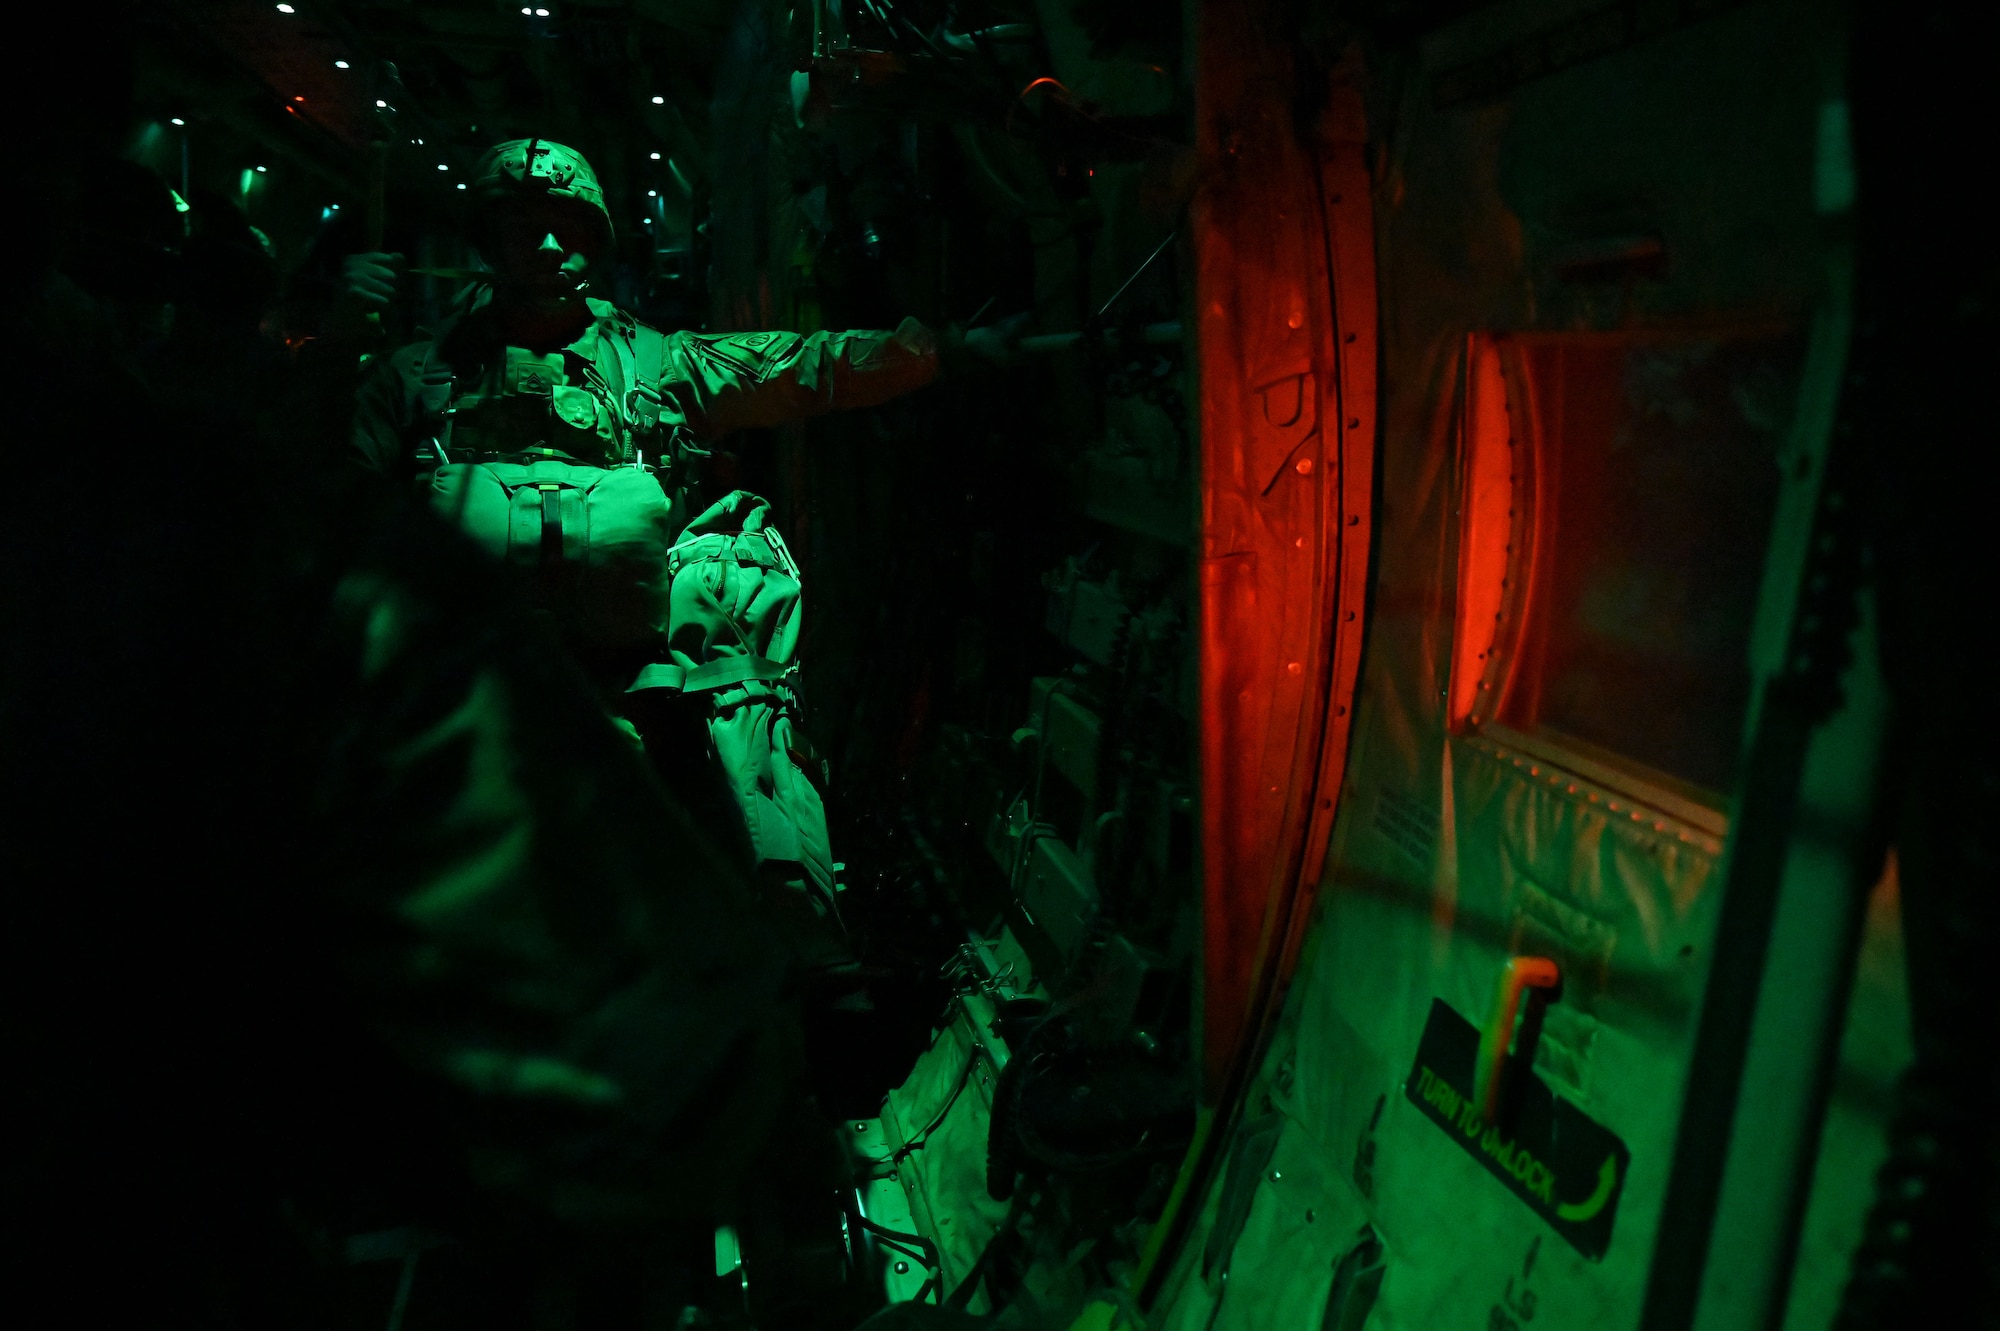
xmin=22 ymin=0 xmax=1991 ymax=1329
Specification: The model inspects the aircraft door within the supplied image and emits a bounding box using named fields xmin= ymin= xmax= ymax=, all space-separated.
xmin=1145 ymin=3 xmax=1889 ymax=1330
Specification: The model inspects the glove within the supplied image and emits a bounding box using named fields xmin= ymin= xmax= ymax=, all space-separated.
xmin=326 ymin=251 xmax=403 ymax=342
xmin=942 ymin=310 xmax=1031 ymax=374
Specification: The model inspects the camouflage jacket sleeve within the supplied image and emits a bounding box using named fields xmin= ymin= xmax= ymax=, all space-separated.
xmin=662 ymin=317 xmax=939 ymax=439
xmin=349 ymin=342 xmax=428 ymax=475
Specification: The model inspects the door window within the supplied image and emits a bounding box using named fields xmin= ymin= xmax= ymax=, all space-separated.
xmin=1453 ymin=329 xmax=1806 ymax=800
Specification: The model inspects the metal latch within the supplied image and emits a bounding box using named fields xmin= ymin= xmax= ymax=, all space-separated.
xmin=1475 ymin=955 xmax=1561 ymax=1125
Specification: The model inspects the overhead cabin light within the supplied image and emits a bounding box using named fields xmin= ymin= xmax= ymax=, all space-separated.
xmin=293 ymin=95 xmax=306 ymax=102
xmin=535 ymin=7 xmax=550 ymax=15
xmin=437 ymin=163 xmax=449 ymax=171
xmin=275 ymin=3 xmax=295 ymax=12
xmin=521 ymin=5 xmax=532 ymax=11
xmin=649 ymin=152 xmax=661 ymax=160
xmin=170 ymin=117 xmax=185 ymax=126
xmin=651 ymin=95 xmax=664 ymax=105
xmin=456 ymin=183 xmax=467 ymax=190
xmin=255 ymin=165 xmax=268 ymax=173
xmin=334 ymin=60 xmax=350 ymax=69
xmin=642 ymin=217 xmax=652 ymax=225
xmin=375 ymin=99 xmax=389 ymax=108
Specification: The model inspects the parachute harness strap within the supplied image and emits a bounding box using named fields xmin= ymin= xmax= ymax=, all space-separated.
xmin=625 ymin=656 xmax=794 ymax=696
xmin=664 ymin=530 xmax=793 ymax=580
xmin=628 ymin=522 xmax=801 ymax=700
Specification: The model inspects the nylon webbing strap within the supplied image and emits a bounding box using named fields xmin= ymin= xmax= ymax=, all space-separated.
xmin=688 ymin=655 xmax=791 ymax=691
xmin=624 ymin=656 xmax=791 ymax=695
xmin=538 ymin=483 xmax=564 ymax=562
xmin=623 ymin=326 xmax=667 ymax=431
xmin=666 ymin=532 xmax=788 ymax=578
xmin=626 ymin=662 xmax=687 ymax=693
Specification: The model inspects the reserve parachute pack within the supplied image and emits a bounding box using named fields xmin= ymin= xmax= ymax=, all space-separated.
xmin=410 ymin=323 xmax=840 ymax=946
xmin=414 ymin=310 xmax=690 ymax=652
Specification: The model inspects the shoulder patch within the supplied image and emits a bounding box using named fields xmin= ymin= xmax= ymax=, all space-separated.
xmin=685 ymin=335 xmax=767 ymax=383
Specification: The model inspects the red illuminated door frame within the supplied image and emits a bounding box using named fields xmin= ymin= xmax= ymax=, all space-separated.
xmin=1195 ymin=28 xmax=1377 ymax=1102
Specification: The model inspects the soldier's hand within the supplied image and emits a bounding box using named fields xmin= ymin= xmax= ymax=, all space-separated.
xmin=946 ymin=310 xmax=1031 ymax=373
xmin=340 ymin=251 xmax=404 ymax=309
xmin=327 ymin=251 xmax=403 ymax=343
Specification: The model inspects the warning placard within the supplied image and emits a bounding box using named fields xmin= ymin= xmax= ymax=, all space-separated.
xmin=1405 ymin=998 xmax=1630 ymax=1260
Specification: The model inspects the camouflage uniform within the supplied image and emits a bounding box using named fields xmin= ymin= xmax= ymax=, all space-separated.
xmin=353 ymin=140 xmax=938 ymax=952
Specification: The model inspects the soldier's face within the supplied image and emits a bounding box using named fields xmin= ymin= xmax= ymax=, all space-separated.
xmin=487 ymin=198 xmax=602 ymax=305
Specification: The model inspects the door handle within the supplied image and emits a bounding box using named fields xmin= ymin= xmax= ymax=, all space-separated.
xmin=1475 ymin=956 xmax=1561 ymax=1125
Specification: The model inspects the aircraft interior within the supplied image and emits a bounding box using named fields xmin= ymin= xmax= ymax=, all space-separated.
xmin=14 ymin=1 xmax=1992 ymax=1329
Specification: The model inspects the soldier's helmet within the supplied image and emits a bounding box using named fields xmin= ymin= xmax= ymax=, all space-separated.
xmin=469 ymin=138 xmax=614 ymax=253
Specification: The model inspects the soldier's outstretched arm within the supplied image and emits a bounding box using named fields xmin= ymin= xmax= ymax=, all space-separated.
xmin=664 ymin=318 xmax=941 ymax=438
